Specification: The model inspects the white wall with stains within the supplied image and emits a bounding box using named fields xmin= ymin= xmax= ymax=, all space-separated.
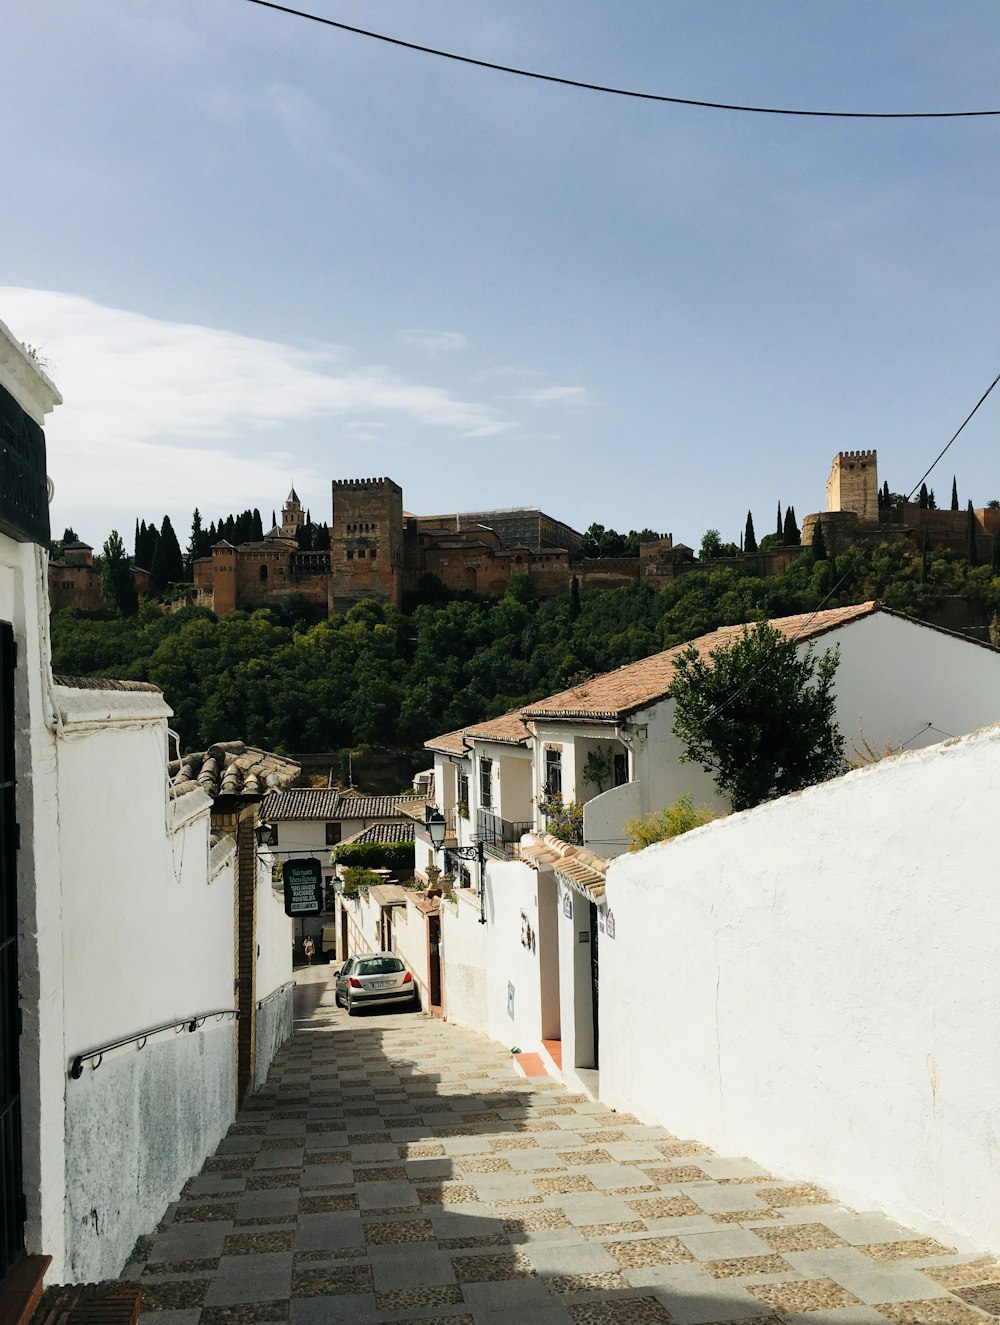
xmin=600 ymin=723 xmax=1000 ymax=1251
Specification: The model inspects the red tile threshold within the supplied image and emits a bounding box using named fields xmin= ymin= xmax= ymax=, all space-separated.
xmin=512 ymin=1052 xmax=548 ymax=1078
xmin=542 ymin=1039 xmax=563 ymax=1069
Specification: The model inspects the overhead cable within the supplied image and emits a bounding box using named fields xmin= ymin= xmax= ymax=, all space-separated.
xmin=240 ymin=0 xmax=1000 ymax=121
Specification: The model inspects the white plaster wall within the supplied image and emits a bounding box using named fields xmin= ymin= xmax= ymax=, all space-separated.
xmin=482 ymin=860 xmax=544 ymax=1053
xmin=441 ymin=888 xmax=487 ymax=1033
xmin=256 ymin=860 xmax=294 ymax=1003
xmin=600 ymin=723 xmax=1000 ymax=1252
xmin=556 ymin=882 xmax=596 ymax=1077
xmin=0 ymin=535 xmax=68 ymax=1276
xmin=387 ymin=901 xmax=431 ymax=1009
xmin=583 ymin=781 xmax=642 ymax=859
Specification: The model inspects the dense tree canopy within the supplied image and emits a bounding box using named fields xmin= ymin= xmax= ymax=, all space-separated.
xmin=50 ymin=538 xmax=1000 ymax=760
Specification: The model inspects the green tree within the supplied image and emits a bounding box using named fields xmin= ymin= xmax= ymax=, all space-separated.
xmin=783 ymin=506 xmax=801 ymax=546
xmin=569 ymin=575 xmax=581 ymax=621
xmin=951 ymin=476 xmax=959 ymax=511
xmin=744 ymin=512 xmax=758 ymax=556
xmin=100 ymin=531 xmax=138 ymax=617
xmin=966 ymin=501 xmax=979 ymax=566
xmin=918 ymin=483 xmax=929 ymax=509
xmin=151 ymin=515 xmax=184 ymax=591
xmin=775 ymin=503 xmax=783 ymax=539
xmin=668 ymin=621 xmax=844 ymax=811
xmin=700 ymin=529 xmax=724 ymax=560
xmin=811 ymin=520 xmax=827 ymax=560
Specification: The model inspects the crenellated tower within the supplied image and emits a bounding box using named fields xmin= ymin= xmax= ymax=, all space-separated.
xmin=329 ymin=477 xmax=404 ymax=609
xmin=826 ymin=450 xmax=878 ymax=523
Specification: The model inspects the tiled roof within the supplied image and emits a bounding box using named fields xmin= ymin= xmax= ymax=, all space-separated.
xmin=395 ymin=798 xmax=435 ymax=823
xmin=259 ymin=789 xmax=425 ymax=821
xmin=424 ymin=727 xmax=469 ymax=756
xmin=341 ymin=821 xmax=415 ymax=846
xmin=425 ymin=706 xmax=530 ymax=754
xmin=411 ymin=894 xmax=441 ymax=916
xmin=170 ymin=741 xmax=300 ymax=802
xmin=54 ymin=675 xmax=161 ymax=693
xmin=464 ymin=709 xmax=532 ymax=746
xmin=521 ymin=602 xmax=882 ymax=722
xmin=519 ymin=832 xmax=608 ymax=902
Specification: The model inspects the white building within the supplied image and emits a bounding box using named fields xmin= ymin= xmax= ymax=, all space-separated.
xmin=0 ymin=316 xmax=296 ymax=1308
xmin=415 ymin=603 xmax=1000 ymax=1087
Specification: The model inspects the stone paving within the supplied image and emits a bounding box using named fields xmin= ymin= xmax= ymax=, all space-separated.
xmin=124 ymin=968 xmax=1000 ymax=1324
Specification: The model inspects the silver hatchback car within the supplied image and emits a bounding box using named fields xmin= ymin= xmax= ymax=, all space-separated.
xmin=334 ymin=951 xmax=417 ymax=1015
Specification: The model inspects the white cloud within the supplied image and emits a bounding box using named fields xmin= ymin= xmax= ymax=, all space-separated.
xmin=0 ymin=288 xmax=512 ymax=521
xmin=400 ymin=329 xmax=469 ymax=353
xmin=516 ymin=385 xmax=590 ymax=407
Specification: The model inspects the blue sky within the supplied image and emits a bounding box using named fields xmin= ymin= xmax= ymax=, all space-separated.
xmin=3 ymin=1 xmax=999 ymax=551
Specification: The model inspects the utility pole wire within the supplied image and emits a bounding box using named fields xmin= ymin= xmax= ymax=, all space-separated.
xmin=905 ymin=370 xmax=1000 ymax=502
xmin=240 ymin=0 xmax=1000 ymax=121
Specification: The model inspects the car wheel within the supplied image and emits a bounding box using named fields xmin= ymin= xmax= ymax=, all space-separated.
xmin=347 ymin=993 xmax=357 ymax=1017
xmin=334 ymin=987 xmax=342 ymax=1008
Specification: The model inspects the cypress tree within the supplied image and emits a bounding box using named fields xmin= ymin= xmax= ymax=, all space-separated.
xmin=314 ymin=523 xmax=330 ymax=551
xmin=918 ymin=483 xmax=929 ymax=509
xmin=966 ymin=501 xmax=979 ymax=566
xmin=252 ymin=508 xmax=264 ymax=540
xmin=951 ymin=476 xmax=959 ymax=511
xmin=783 ymin=506 xmax=800 ymax=546
xmin=101 ymin=531 xmax=138 ymax=617
xmin=928 ymin=488 xmax=937 ymax=509
xmin=569 ymin=575 xmax=581 ymax=621
xmin=744 ymin=512 xmax=757 ymax=556
xmin=152 ymin=514 xmax=184 ymax=590
xmin=775 ymin=503 xmax=783 ymax=539
xmin=811 ymin=520 xmax=828 ymax=561
xmin=134 ymin=519 xmax=141 ymax=561
xmin=271 ymin=509 xmax=277 ymax=530
xmin=882 ymin=480 xmax=891 ymax=508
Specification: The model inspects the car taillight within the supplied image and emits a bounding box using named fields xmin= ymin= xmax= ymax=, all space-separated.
xmin=349 ymin=977 xmax=363 ymax=988
xmin=402 ymin=971 xmax=412 ymax=984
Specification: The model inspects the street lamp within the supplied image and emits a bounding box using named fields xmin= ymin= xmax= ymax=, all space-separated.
xmin=425 ymin=808 xmax=487 ymax=925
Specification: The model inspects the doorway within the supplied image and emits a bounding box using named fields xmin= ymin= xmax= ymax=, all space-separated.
xmin=0 ymin=623 xmax=24 ymax=1283
xmin=589 ymin=902 xmax=600 ymax=1069
xmin=427 ymin=914 xmax=442 ymax=1010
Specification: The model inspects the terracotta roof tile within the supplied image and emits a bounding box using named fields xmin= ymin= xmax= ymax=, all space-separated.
xmin=54 ymin=675 xmax=161 ymax=693
xmin=520 ymin=832 xmax=608 ymax=901
xmin=259 ymin=789 xmax=425 ymax=821
xmin=521 ymin=602 xmax=881 ymax=722
xmin=424 ymin=727 xmax=469 ymax=756
xmin=341 ymin=821 xmax=415 ymax=846
xmin=170 ymin=741 xmax=300 ymax=802
xmin=425 ymin=706 xmax=530 ymax=754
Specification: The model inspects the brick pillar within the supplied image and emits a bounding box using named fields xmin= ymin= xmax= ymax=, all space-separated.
xmin=235 ymin=804 xmax=258 ymax=1104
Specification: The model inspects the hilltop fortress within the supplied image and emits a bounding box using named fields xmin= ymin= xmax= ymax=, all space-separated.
xmin=190 ymin=478 xmax=707 ymax=617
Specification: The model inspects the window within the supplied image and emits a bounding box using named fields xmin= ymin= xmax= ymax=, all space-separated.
xmin=479 ymin=757 xmax=493 ymax=809
xmin=355 ymin=956 xmax=404 ymax=976
xmin=544 ymin=747 xmax=562 ymax=797
xmin=259 ymin=564 xmax=268 ymax=580
xmin=369 ymin=548 xmax=377 ymax=560
xmin=457 ymin=770 xmax=469 ymax=816
xmin=347 ymin=550 xmax=354 ymax=560
xmin=325 ymin=822 xmax=342 ymax=847
xmin=358 ymin=549 xmax=366 ymax=559
xmin=614 ymin=753 xmax=628 ymax=787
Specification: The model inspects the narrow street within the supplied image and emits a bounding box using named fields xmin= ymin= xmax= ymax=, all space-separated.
xmin=125 ymin=969 xmax=996 ymax=1325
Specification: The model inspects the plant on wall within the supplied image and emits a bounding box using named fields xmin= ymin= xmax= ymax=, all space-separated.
xmin=537 ymin=791 xmax=584 ymax=845
xmin=624 ymin=795 xmax=723 ymax=850
xmin=582 ymin=746 xmax=613 ymax=793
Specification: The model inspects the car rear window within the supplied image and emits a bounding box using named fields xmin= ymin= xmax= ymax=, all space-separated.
xmin=355 ymin=957 xmax=405 ymax=976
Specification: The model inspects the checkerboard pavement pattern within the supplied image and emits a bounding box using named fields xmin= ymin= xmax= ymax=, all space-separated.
xmin=122 ymin=968 xmax=1000 ymax=1324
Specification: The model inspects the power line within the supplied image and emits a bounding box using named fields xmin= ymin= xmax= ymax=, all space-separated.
xmin=905 ymin=370 xmax=1000 ymax=501
xmin=240 ymin=0 xmax=1000 ymax=121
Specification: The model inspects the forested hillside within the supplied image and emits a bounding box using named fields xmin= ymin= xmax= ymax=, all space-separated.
xmin=50 ymin=541 xmax=1000 ymax=762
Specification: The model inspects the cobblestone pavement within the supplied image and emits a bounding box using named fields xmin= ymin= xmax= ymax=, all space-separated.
xmin=125 ymin=969 xmax=1000 ymax=1324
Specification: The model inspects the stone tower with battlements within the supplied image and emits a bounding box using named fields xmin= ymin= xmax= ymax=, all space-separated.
xmin=329 ymin=477 xmax=404 ymax=609
xmin=826 ymin=450 xmax=879 ymax=523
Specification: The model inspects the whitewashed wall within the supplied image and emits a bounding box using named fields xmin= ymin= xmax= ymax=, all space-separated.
xmin=56 ymin=686 xmax=236 ymax=1280
xmin=601 ymin=723 xmax=1000 ymax=1252
xmin=440 ymin=888 xmax=488 ymax=1034
xmin=254 ymin=859 xmax=294 ymax=1086
xmin=388 ymin=901 xmax=432 ymax=1010
xmin=0 ymin=533 xmax=68 ymax=1278
xmin=481 ymin=860 xmax=546 ymax=1052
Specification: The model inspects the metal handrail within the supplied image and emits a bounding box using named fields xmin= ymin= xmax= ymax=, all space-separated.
xmin=257 ymin=980 xmax=294 ymax=1011
xmin=69 ymin=1008 xmax=238 ymax=1080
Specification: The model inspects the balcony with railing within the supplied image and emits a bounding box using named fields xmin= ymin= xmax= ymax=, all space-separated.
xmin=476 ymin=808 xmax=533 ymax=861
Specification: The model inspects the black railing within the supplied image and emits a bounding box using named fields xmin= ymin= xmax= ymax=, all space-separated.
xmin=476 ymin=809 xmax=533 ymax=861
xmin=69 ymin=1009 xmax=238 ymax=1079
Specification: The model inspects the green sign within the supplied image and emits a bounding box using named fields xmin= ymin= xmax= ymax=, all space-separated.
xmin=282 ymin=858 xmax=323 ymax=916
